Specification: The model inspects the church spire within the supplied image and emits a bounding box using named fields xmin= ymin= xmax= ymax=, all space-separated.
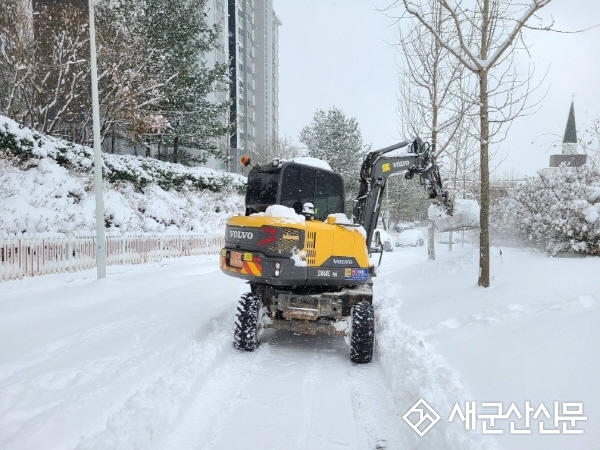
xmin=563 ymin=99 xmax=577 ymax=144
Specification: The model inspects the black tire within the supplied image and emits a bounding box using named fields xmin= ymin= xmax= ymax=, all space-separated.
xmin=233 ymin=293 xmax=261 ymax=351
xmin=350 ymin=301 xmax=375 ymax=363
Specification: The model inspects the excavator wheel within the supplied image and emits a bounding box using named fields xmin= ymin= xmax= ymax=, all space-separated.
xmin=350 ymin=301 xmax=375 ymax=363
xmin=233 ymin=293 xmax=261 ymax=351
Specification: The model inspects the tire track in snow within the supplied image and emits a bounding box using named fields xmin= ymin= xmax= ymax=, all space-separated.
xmin=346 ymin=362 xmax=408 ymax=449
xmin=159 ymin=342 xmax=273 ymax=450
xmin=72 ymin=307 xmax=238 ymax=450
xmin=165 ymin=329 xmax=410 ymax=450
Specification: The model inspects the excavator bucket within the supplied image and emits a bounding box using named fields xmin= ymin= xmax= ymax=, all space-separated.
xmin=428 ymin=198 xmax=480 ymax=232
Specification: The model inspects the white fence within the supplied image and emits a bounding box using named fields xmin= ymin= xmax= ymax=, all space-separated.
xmin=0 ymin=232 xmax=224 ymax=282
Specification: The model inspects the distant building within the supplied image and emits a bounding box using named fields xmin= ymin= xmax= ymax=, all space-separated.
xmin=540 ymin=100 xmax=587 ymax=175
xmin=203 ymin=0 xmax=281 ymax=173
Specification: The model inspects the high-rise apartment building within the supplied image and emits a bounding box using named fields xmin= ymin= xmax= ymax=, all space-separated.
xmin=204 ymin=0 xmax=281 ymax=172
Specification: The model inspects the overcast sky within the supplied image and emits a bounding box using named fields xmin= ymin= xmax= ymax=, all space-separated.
xmin=273 ymin=0 xmax=600 ymax=177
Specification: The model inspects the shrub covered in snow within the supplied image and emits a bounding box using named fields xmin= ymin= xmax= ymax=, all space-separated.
xmin=492 ymin=164 xmax=600 ymax=255
xmin=0 ymin=116 xmax=245 ymax=234
xmin=0 ymin=116 xmax=245 ymax=195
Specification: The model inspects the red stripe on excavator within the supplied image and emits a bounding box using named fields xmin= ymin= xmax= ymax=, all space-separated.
xmin=220 ymin=256 xmax=262 ymax=277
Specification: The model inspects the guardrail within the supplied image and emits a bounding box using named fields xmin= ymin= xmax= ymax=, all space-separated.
xmin=0 ymin=232 xmax=224 ymax=282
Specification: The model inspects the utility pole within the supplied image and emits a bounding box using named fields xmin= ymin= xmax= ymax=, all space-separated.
xmin=88 ymin=0 xmax=106 ymax=279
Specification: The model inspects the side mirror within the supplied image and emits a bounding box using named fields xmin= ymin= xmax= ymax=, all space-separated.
xmin=374 ymin=231 xmax=382 ymax=248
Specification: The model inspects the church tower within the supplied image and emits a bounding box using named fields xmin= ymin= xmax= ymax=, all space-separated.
xmin=562 ymin=100 xmax=578 ymax=155
xmin=548 ymin=99 xmax=587 ymax=168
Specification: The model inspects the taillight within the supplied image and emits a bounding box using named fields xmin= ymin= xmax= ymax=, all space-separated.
xmin=258 ymin=226 xmax=277 ymax=246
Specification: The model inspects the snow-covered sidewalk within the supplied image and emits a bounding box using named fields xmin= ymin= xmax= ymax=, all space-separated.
xmin=0 ymin=246 xmax=598 ymax=449
xmin=383 ymin=244 xmax=600 ymax=450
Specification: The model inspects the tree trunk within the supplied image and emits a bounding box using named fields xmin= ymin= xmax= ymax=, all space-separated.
xmin=428 ymin=220 xmax=435 ymax=260
xmin=477 ymin=0 xmax=491 ymax=288
xmin=173 ymin=135 xmax=179 ymax=164
xmin=478 ymin=70 xmax=490 ymax=287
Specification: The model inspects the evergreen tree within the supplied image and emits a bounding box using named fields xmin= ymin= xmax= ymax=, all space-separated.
xmin=145 ymin=0 xmax=230 ymax=165
xmin=299 ymin=107 xmax=370 ymax=213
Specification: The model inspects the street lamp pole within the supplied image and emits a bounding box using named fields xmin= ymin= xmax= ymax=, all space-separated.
xmin=88 ymin=0 xmax=106 ymax=279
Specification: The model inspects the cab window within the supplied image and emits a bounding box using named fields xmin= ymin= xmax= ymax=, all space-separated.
xmin=280 ymin=165 xmax=344 ymax=220
xmin=314 ymin=170 xmax=344 ymax=220
xmin=246 ymin=169 xmax=280 ymax=213
xmin=280 ymin=165 xmax=316 ymax=213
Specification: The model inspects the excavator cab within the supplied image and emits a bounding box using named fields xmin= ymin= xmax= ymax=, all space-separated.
xmin=245 ymin=160 xmax=346 ymax=220
xmin=221 ymin=158 xmax=370 ymax=289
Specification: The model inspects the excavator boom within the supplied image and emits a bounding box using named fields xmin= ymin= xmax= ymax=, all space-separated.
xmin=353 ymin=138 xmax=452 ymax=248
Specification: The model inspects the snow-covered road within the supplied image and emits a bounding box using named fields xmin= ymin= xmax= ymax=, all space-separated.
xmin=1 ymin=243 xmax=598 ymax=449
xmin=0 ymin=248 xmax=479 ymax=449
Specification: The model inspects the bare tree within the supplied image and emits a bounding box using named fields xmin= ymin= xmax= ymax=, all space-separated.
xmin=1 ymin=0 xmax=223 ymax=157
xmin=393 ymin=0 xmax=476 ymax=259
xmin=395 ymin=0 xmax=554 ymax=286
xmin=32 ymin=6 xmax=91 ymax=140
xmin=438 ymin=117 xmax=480 ymax=251
xmin=0 ymin=0 xmax=34 ymax=121
xmin=395 ymin=2 xmax=471 ymax=159
xmin=1 ymin=4 xmax=91 ymax=141
xmin=95 ymin=1 xmax=169 ymax=148
xmin=580 ymin=116 xmax=600 ymax=167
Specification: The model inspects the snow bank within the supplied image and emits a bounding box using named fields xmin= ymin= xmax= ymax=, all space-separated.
xmin=0 ymin=115 xmax=245 ymax=234
xmin=374 ymin=279 xmax=494 ymax=449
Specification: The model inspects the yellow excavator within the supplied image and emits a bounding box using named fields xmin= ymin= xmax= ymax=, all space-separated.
xmin=220 ymin=138 xmax=453 ymax=363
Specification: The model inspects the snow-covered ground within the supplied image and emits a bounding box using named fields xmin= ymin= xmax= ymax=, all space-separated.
xmin=0 ymin=244 xmax=598 ymax=449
